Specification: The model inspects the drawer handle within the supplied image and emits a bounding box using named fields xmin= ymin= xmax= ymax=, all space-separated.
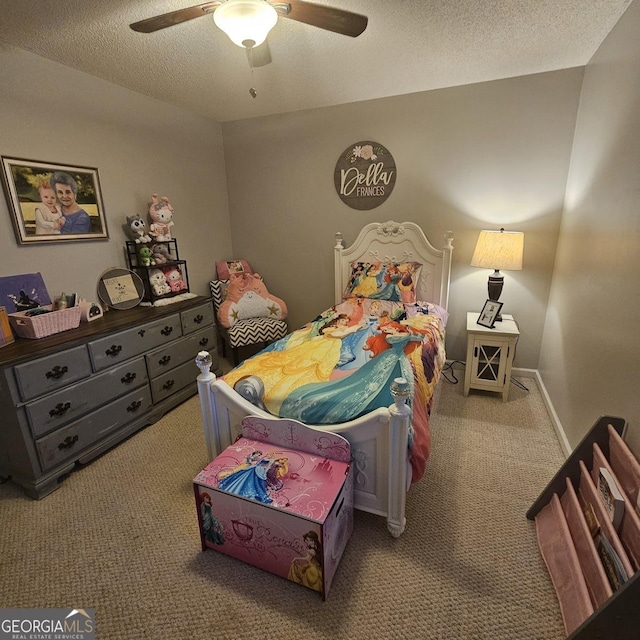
xmin=159 ymin=355 xmax=172 ymax=367
xmin=193 ymin=314 xmax=204 ymax=324
xmin=105 ymin=344 xmax=123 ymax=357
xmin=49 ymin=402 xmax=71 ymax=417
xmin=121 ymin=372 xmax=137 ymax=384
xmin=162 ymin=379 xmax=175 ymax=391
xmin=161 ymin=326 xmax=173 ymax=337
xmin=45 ymin=365 xmax=68 ymax=380
xmin=57 ymin=435 xmax=78 ymax=451
xmin=127 ymin=400 xmax=142 ymax=413
xmin=138 ymin=329 xmax=146 ymax=337
xmin=199 ymin=337 xmax=209 ymax=347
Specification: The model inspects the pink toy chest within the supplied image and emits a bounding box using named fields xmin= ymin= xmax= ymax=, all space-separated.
xmin=194 ymin=416 xmax=353 ymax=599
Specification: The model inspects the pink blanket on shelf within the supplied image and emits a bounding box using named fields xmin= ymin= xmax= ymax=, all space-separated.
xmin=222 ymin=297 xmax=447 ymax=483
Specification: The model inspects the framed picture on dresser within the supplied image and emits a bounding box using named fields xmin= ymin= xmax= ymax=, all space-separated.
xmin=1 ymin=157 xmax=109 ymax=244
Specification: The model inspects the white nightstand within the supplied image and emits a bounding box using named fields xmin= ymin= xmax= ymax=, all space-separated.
xmin=463 ymin=312 xmax=519 ymax=402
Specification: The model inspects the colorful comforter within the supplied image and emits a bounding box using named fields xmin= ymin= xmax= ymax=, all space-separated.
xmin=222 ymin=297 xmax=447 ymax=482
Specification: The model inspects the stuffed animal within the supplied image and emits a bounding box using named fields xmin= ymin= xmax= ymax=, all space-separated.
xmin=149 ymin=268 xmax=171 ymax=297
xmin=126 ymin=213 xmax=152 ymax=244
xmin=217 ymin=272 xmax=287 ymax=328
xmin=162 ymin=266 xmax=187 ymax=292
xmin=138 ymin=245 xmax=155 ymax=267
xmin=148 ymin=194 xmax=174 ymax=241
xmin=151 ymin=243 xmax=171 ymax=265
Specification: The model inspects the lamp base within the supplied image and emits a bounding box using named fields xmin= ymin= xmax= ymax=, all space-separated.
xmin=487 ymin=272 xmax=504 ymax=321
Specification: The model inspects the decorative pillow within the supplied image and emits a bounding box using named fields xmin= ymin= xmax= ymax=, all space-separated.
xmin=343 ymin=261 xmax=422 ymax=303
xmin=215 ymin=259 xmax=252 ymax=281
xmin=217 ymin=272 xmax=288 ymax=328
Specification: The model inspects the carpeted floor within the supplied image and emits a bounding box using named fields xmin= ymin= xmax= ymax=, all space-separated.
xmin=0 ymin=372 xmax=567 ymax=639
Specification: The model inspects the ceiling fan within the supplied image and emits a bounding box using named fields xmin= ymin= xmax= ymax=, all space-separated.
xmin=130 ymin=1 xmax=368 ymax=67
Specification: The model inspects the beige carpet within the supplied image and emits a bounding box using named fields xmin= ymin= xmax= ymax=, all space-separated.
xmin=0 ymin=373 xmax=567 ymax=640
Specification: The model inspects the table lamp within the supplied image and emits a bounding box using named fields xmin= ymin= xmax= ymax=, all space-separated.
xmin=470 ymin=228 xmax=524 ymax=321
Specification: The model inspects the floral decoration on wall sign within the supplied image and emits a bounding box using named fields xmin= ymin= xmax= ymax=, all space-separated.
xmin=334 ymin=141 xmax=396 ymax=210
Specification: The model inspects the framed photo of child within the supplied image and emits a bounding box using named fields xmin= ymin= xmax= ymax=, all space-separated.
xmin=1 ymin=157 xmax=109 ymax=244
xmin=477 ymin=299 xmax=503 ymax=328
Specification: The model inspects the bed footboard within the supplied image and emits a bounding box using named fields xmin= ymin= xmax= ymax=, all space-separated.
xmin=195 ymin=351 xmax=412 ymax=537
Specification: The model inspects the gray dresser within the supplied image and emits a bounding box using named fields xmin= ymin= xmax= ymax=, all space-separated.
xmin=0 ymin=297 xmax=219 ymax=499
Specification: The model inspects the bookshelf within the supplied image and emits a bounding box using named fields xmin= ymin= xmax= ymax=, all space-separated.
xmin=527 ymin=416 xmax=640 ymax=639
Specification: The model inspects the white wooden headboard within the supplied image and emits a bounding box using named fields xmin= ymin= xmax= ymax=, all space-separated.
xmin=334 ymin=220 xmax=454 ymax=309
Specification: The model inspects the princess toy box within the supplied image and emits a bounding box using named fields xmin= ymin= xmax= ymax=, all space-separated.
xmin=194 ymin=415 xmax=354 ymax=599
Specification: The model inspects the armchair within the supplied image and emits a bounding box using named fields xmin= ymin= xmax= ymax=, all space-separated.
xmin=209 ymin=275 xmax=288 ymax=366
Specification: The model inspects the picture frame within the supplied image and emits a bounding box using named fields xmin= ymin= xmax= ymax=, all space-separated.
xmin=97 ymin=268 xmax=145 ymax=310
xmin=0 ymin=272 xmax=51 ymax=312
xmin=1 ymin=156 xmax=109 ymax=244
xmin=0 ymin=306 xmax=15 ymax=348
xmin=477 ymin=299 xmax=503 ymax=328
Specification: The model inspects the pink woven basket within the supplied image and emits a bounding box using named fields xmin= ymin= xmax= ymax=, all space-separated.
xmin=9 ymin=305 xmax=82 ymax=339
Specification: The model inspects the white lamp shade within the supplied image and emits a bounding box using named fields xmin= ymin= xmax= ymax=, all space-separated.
xmin=214 ymin=0 xmax=278 ymax=48
xmin=470 ymin=229 xmax=524 ymax=271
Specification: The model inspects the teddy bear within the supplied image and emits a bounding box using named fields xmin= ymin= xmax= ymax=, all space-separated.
xmin=151 ymin=243 xmax=171 ymax=265
xmin=126 ymin=213 xmax=152 ymax=243
xmin=138 ymin=245 xmax=155 ymax=267
xmin=162 ymin=266 xmax=187 ymax=292
xmin=148 ymin=194 xmax=175 ymax=241
xmin=149 ymin=268 xmax=171 ymax=297
xmin=217 ymin=272 xmax=287 ymax=328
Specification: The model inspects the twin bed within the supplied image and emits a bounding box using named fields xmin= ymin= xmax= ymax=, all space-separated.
xmin=196 ymin=220 xmax=453 ymax=536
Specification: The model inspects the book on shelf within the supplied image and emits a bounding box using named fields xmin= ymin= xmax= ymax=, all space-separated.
xmin=598 ymin=467 xmax=625 ymax=531
xmin=596 ymin=532 xmax=629 ymax=591
xmin=581 ymin=497 xmax=601 ymax=538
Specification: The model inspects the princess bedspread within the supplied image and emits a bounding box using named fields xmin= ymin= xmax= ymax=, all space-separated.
xmin=221 ymin=298 xmax=447 ymax=482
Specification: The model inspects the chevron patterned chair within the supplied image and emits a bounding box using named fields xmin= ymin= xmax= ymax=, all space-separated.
xmin=209 ymin=278 xmax=288 ymax=366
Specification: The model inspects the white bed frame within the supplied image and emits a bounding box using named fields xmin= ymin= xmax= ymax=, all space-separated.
xmin=196 ymin=220 xmax=453 ymax=537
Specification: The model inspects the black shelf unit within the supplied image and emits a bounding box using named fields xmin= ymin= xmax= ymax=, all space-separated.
xmin=126 ymin=240 xmax=190 ymax=304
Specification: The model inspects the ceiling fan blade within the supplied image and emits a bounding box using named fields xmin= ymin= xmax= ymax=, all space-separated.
xmin=130 ymin=2 xmax=221 ymax=33
xmin=281 ymin=1 xmax=368 ymax=37
xmin=247 ymin=41 xmax=272 ymax=67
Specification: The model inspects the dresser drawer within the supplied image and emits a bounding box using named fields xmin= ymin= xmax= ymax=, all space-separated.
xmin=150 ymin=360 xmax=197 ymax=404
xmin=89 ymin=314 xmax=182 ymax=371
xmin=26 ymin=357 xmax=148 ymax=438
xmin=181 ymin=301 xmax=214 ymax=335
xmin=145 ymin=327 xmax=216 ymax=379
xmin=36 ymin=385 xmax=153 ymax=472
xmin=13 ymin=346 xmax=92 ymax=402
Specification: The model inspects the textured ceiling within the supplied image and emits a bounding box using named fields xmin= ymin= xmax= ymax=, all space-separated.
xmin=0 ymin=0 xmax=633 ymax=122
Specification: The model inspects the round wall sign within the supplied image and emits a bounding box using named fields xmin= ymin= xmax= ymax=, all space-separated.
xmin=334 ymin=141 xmax=396 ymax=210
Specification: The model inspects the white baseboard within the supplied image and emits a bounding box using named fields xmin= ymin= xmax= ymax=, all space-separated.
xmin=530 ymin=369 xmax=572 ymax=458
xmin=445 ymin=360 xmax=572 ymax=458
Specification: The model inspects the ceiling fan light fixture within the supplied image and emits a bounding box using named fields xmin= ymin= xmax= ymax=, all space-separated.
xmin=213 ymin=0 xmax=278 ymax=48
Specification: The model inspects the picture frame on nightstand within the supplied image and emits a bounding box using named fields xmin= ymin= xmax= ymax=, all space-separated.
xmin=477 ymin=299 xmax=503 ymax=328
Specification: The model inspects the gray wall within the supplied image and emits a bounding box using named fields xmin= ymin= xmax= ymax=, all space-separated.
xmin=222 ymin=69 xmax=583 ymax=369
xmin=539 ymin=1 xmax=640 ymax=452
xmin=0 ymin=47 xmax=232 ymax=305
